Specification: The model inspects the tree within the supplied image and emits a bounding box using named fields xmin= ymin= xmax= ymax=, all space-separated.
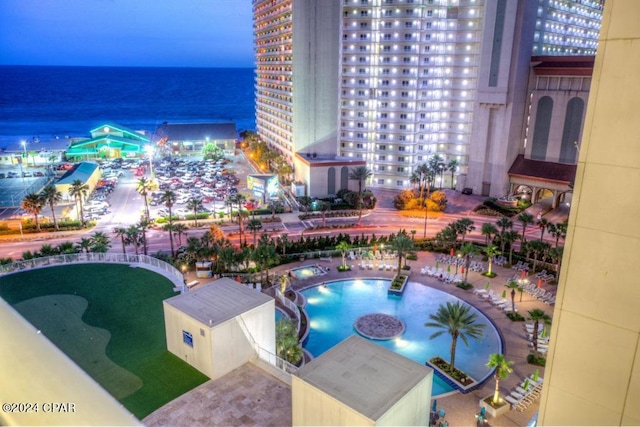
xmin=160 ymin=190 xmax=177 ymax=255
xmin=125 ymin=224 xmax=142 ymax=255
xmin=136 ymin=177 xmax=153 ymax=220
xmin=41 ymin=185 xmax=62 ymax=231
xmin=483 ymin=244 xmax=500 ymax=276
xmin=276 ymin=233 xmax=290 ymax=256
xmin=505 ymin=281 xmax=521 ymax=313
xmin=453 ymin=218 xmax=475 ymax=248
xmin=460 ymin=242 xmax=478 ymax=284
xmin=517 ymin=212 xmax=535 ymax=243
xmin=76 ymin=237 xmax=93 ymax=254
xmin=90 ymin=231 xmax=110 ymax=253
xmin=336 ymin=240 xmax=351 ymax=269
xmin=279 ymin=274 xmax=290 ymax=294
xmin=276 ymin=319 xmax=302 ymax=365
xmin=186 ymin=196 xmax=204 ymax=228
xmin=537 ymin=217 xmax=550 ymax=241
xmin=113 ymin=227 xmax=128 ymax=254
xmin=527 ymin=309 xmax=552 ymax=357
xmin=481 ymin=223 xmax=498 ymax=246
xmin=425 ymin=301 xmax=486 ymax=371
xmin=137 ymin=218 xmax=152 ymax=255
xmin=173 ymin=223 xmax=188 ymax=247
xmin=447 ymin=159 xmax=459 ymax=189
xmin=486 ymin=353 xmax=514 ymax=405
xmin=392 ymin=233 xmax=415 ymax=272
xmin=348 ymin=166 xmax=373 ymax=226
xmin=251 ymin=234 xmax=280 ymax=284
xmin=496 ymin=216 xmax=513 ymax=234
xmin=69 ymin=180 xmax=89 ymax=226
xmin=502 ymin=230 xmax=520 ymax=266
xmin=21 ymin=193 xmax=45 ymax=231
xmin=247 ymin=218 xmax=263 ymax=247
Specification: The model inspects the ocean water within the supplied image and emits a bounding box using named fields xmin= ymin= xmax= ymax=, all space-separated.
xmin=0 ymin=66 xmax=255 ymax=141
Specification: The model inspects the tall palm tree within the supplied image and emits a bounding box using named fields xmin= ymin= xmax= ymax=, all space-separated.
xmin=186 ymin=196 xmax=203 ymax=227
xmin=496 ymin=216 xmax=513 ymax=234
xmin=277 ymin=233 xmax=290 ymax=256
xmin=486 ymin=353 xmax=514 ymax=405
xmin=460 ymin=242 xmax=478 ymax=284
xmin=454 ymin=218 xmax=475 ymax=248
xmin=425 ymin=301 xmax=486 ymax=371
xmin=527 ymin=309 xmax=552 ymax=357
xmin=392 ymin=233 xmax=415 ymax=272
xmin=447 ymin=159 xmax=459 ymax=189
xmin=481 ymin=223 xmax=498 ymax=246
xmin=69 ymin=179 xmax=89 ymax=226
xmin=76 ymin=237 xmax=93 ymax=254
xmin=125 ymin=224 xmax=142 ymax=255
xmin=137 ymin=218 xmax=152 ymax=255
xmin=136 ymin=177 xmax=153 ymax=220
xmin=517 ymin=212 xmax=535 ymax=243
xmin=505 ymin=281 xmax=521 ymax=313
xmin=21 ymin=193 xmax=45 ymax=231
xmin=537 ymin=217 xmax=550 ymax=241
xmin=247 ymin=218 xmax=263 ymax=246
xmin=348 ymin=166 xmax=373 ymax=226
xmin=173 ymin=223 xmax=188 ymax=247
xmin=113 ymin=227 xmax=128 ymax=255
xmin=41 ymin=185 xmax=62 ymax=231
xmin=502 ymin=230 xmax=520 ymax=266
xmin=483 ymin=244 xmax=500 ymax=276
xmin=90 ymin=231 xmax=110 ymax=253
xmin=160 ymin=190 xmax=177 ymax=255
xmin=336 ymin=240 xmax=351 ymax=269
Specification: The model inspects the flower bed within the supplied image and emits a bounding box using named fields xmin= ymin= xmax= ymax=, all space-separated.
xmin=427 ymin=356 xmax=477 ymax=392
xmin=388 ymin=274 xmax=408 ymax=296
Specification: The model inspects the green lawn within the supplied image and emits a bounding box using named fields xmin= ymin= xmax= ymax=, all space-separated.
xmin=0 ymin=264 xmax=209 ymax=419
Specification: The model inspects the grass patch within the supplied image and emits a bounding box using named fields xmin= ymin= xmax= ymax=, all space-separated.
xmin=0 ymin=264 xmax=208 ymax=419
xmin=528 ymin=353 xmax=547 ymax=367
xmin=430 ymin=356 xmax=474 ymax=386
xmin=390 ymin=275 xmax=406 ymax=290
xmin=482 ymin=271 xmax=498 ymax=278
xmin=337 ymin=265 xmax=351 ymax=272
xmin=456 ymin=282 xmax=473 ymax=290
xmin=506 ymin=312 xmax=526 ymax=321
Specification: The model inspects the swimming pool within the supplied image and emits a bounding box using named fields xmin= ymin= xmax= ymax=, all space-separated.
xmin=301 ymin=278 xmax=502 ymax=396
xmin=290 ymin=265 xmax=326 ymax=280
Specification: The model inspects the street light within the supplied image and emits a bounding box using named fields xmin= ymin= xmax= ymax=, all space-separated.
xmin=145 ymin=144 xmax=155 ymax=181
xmin=455 ymin=252 xmax=462 ymax=274
xmin=21 ymin=140 xmax=27 ymax=165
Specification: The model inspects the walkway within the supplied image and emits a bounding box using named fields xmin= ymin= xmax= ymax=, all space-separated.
xmin=147 ymin=250 xmax=554 ymax=426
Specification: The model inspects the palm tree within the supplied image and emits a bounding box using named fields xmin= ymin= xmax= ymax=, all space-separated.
xmin=173 ymin=223 xmax=188 ymax=247
xmin=69 ymin=179 xmax=89 ymax=226
xmin=447 ymin=159 xmax=459 ymax=189
xmin=276 ymin=319 xmax=302 ymax=365
xmin=392 ymin=233 xmax=415 ymax=272
xmin=548 ymin=246 xmax=564 ymax=280
xmin=160 ymin=190 xmax=177 ymax=255
xmin=460 ymin=242 xmax=478 ymax=284
xmin=279 ymin=274 xmax=291 ymax=294
xmin=496 ymin=216 xmax=513 ymax=234
xmin=537 ymin=217 xmax=550 ymax=241
xmin=517 ymin=212 xmax=535 ymax=243
xmin=505 ymin=281 xmax=521 ymax=313
xmin=454 ymin=218 xmax=475 ymax=248
xmin=502 ymin=230 xmax=520 ymax=266
xmin=481 ymin=223 xmax=498 ymax=246
xmin=21 ymin=193 xmax=45 ymax=231
xmin=113 ymin=227 xmax=128 ymax=254
xmin=336 ymin=241 xmax=351 ymax=269
xmin=247 ymin=218 xmax=263 ymax=246
xmin=348 ymin=166 xmax=373 ymax=226
xmin=90 ymin=231 xmax=110 ymax=253
xmin=41 ymin=185 xmax=62 ymax=231
xmin=252 ymin=234 xmax=280 ymax=284
xmin=425 ymin=301 xmax=486 ymax=371
xmin=137 ymin=218 xmax=151 ymax=255
xmin=125 ymin=224 xmax=142 ymax=255
xmin=136 ymin=177 xmax=153 ymax=220
xmin=277 ymin=233 xmax=290 ymax=256
xmin=483 ymin=244 xmax=500 ymax=276
xmin=186 ymin=196 xmax=204 ymax=227
xmin=527 ymin=309 xmax=552 ymax=357
xmin=76 ymin=237 xmax=93 ymax=254
xmin=486 ymin=353 xmax=514 ymax=405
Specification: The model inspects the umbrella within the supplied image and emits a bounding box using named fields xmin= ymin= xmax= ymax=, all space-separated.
xmin=485 ymin=281 xmax=491 ymax=290
xmin=541 ymin=327 xmax=548 ymax=339
xmin=521 ymin=270 xmax=527 ymax=279
xmin=438 ymin=408 xmax=446 ymax=419
xmin=447 ymin=265 xmax=451 ymax=273
xmin=479 ymin=407 xmax=486 ymax=420
xmin=537 ymin=278 xmax=543 ymax=288
xmin=533 ymin=369 xmax=540 ymax=382
xmin=236 ymin=275 xmax=241 ymax=283
xmin=432 ymin=399 xmax=437 ymax=412
xmin=523 ymin=378 xmax=530 ymax=391
xmin=436 ymin=261 xmax=440 ymax=269
xmin=501 ymin=290 xmax=506 ymax=298
xmin=461 ymin=266 xmax=465 ymax=274
xmin=450 ymin=248 xmax=454 ymax=256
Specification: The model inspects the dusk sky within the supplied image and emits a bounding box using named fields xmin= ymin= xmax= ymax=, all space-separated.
xmin=0 ymin=0 xmax=254 ymax=68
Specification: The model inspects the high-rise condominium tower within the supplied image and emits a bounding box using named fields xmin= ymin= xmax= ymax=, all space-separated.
xmin=254 ymin=0 xmax=603 ymax=196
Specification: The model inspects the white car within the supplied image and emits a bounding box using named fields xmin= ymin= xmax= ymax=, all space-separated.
xmin=85 ymin=201 xmax=109 ymax=210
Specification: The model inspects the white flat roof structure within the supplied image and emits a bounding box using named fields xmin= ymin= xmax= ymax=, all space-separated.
xmin=163 ymin=278 xmax=273 ymax=326
xmin=295 ymin=335 xmax=433 ymax=421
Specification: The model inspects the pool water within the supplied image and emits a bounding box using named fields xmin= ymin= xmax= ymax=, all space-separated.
xmin=301 ymin=279 xmax=502 ymax=396
xmin=290 ymin=265 xmax=326 ymax=280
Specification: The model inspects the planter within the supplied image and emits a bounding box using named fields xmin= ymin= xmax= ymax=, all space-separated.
xmin=426 ymin=357 xmax=478 ymax=393
xmin=479 ymin=396 xmax=510 ymax=418
xmin=388 ymin=274 xmax=408 ymax=296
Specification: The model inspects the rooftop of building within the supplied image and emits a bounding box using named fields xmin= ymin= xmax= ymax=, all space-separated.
xmin=159 ymin=122 xmax=238 ymax=142
xmin=531 ymin=55 xmax=595 ymax=76
xmin=163 ymin=278 xmax=273 ymax=326
xmin=508 ymin=154 xmax=577 ymax=185
xmin=294 ymin=152 xmax=367 ymax=167
xmin=57 ymin=161 xmax=100 ymax=185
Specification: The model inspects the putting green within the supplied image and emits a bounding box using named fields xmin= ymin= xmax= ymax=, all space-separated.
xmin=14 ymin=294 xmax=143 ymax=400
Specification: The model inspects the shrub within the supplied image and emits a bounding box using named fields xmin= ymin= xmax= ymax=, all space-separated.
xmin=456 ymin=282 xmax=473 ymax=290
xmin=527 ymin=353 xmax=546 ymax=366
xmin=337 ymin=265 xmax=351 ymax=272
xmin=507 ymin=312 xmax=525 ymax=321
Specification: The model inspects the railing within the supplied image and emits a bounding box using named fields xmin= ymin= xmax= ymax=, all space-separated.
xmin=0 ymin=253 xmax=184 ymax=285
xmin=237 ymin=314 xmax=298 ymax=375
xmin=275 ymin=288 xmax=301 ymax=334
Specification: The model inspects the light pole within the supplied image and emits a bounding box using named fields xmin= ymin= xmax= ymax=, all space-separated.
xmin=455 ymin=253 xmax=462 ymax=274
xmin=145 ymin=144 xmax=155 ymax=181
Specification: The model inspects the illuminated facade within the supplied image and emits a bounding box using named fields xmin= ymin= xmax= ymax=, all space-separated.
xmin=532 ymin=0 xmax=603 ymax=56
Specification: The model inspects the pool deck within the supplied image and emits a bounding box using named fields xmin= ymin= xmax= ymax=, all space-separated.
xmin=145 ymin=251 xmax=554 ymax=427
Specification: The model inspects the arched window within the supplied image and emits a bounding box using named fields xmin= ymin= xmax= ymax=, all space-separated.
xmin=340 ymin=166 xmax=349 ymax=191
xmin=327 ymin=167 xmax=336 ymax=195
xmin=531 ymin=96 xmax=553 ymax=160
xmin=559 ymin=97 xmax=585 ymax=164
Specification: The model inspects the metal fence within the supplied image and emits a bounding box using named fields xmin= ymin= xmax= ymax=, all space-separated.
xmin=0 ymin=252 xmax=184 ymax=285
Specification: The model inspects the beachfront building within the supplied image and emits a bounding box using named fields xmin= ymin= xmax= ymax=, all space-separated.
xmin=0 ymin=137 xmax=70 ymax=167
xmin=55 ymin=161 xmax=102 ymax=203
xmin=155 ymin=122 xmax=238 ymax=157
xmin=65 ymin=124 xmax=149 ymax=160
xmin=254 ymin=0 xmax=604 ymax=197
